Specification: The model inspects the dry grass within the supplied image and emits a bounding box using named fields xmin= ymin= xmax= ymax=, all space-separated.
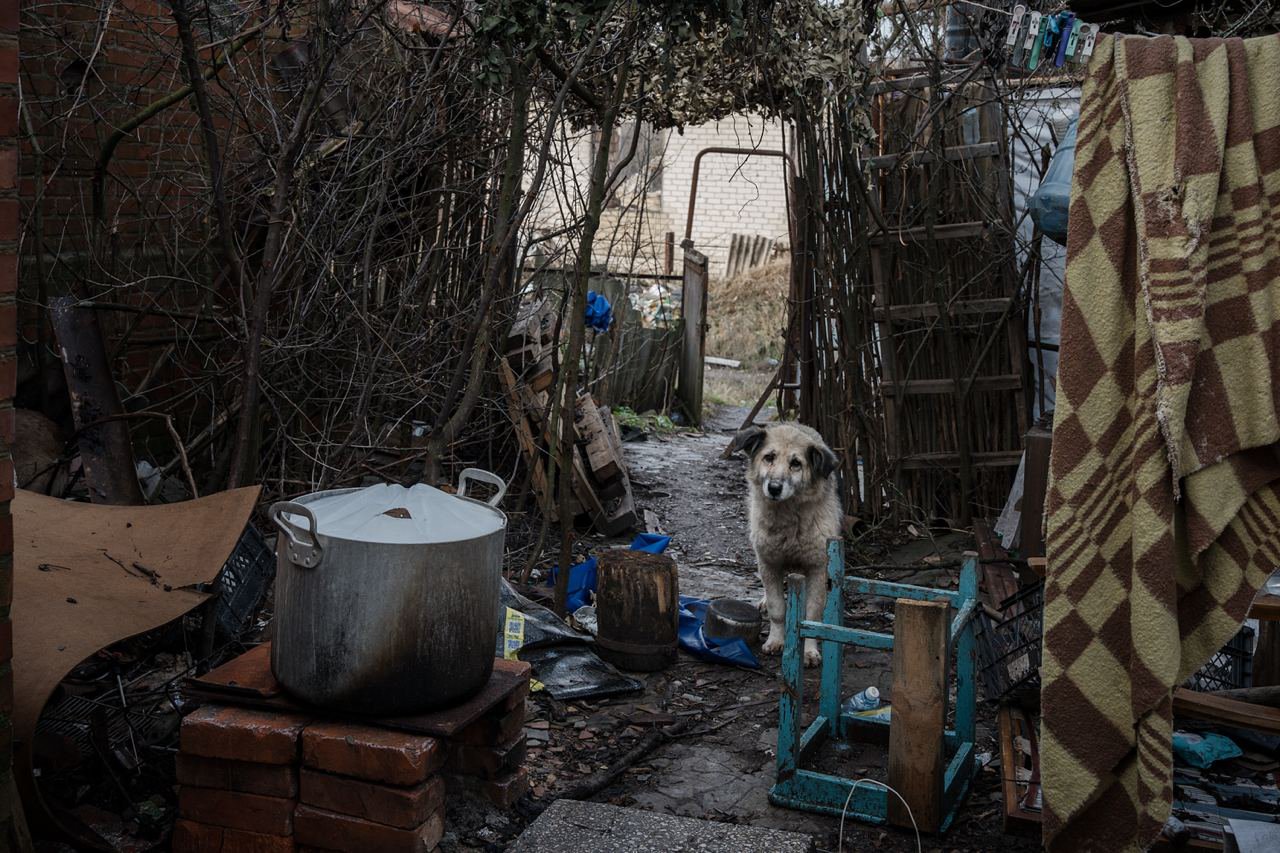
xmin=705 ymin=259 xmax=789 ymax=368
xmin=703 ymin=259 xmax=788 ymax=408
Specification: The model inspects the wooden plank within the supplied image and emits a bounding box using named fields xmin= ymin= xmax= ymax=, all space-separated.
xmin=972 ymin=520 xmax=1020 ymax=612
xmin=869 ymin=221 xmax=987 ymax=246
xmin=704 ymin=355 xmax=741 ymax=368
xmin=1172 ymin=688 xmax=1280 ymax=734
xmin=881 ymin=374 xmax=1023 ymax=395
xmin=998 ymin=705 xmax=1042 ymax=837
xmin=1251 ymin=593 xmax=1280 ymax=622
xmin=1254 ymin=621 xmax=1280 ymax=687
xmin=865 ymin=142 xmax=1001 ymax=171
xmin=528 ymin=357 xmax=554 ymax=393
xmin=575 ymin=394 xmax=621 ymax=484
xmin=873 ymin=297 xmax=1010 ymax=321
xmin=599 ymin=406 xmax=624 ymax=455
xmin=898 ymin=450 xmax=1023 ymax=470
xmin=571 ymin=454 xmax=608 ymax=530
xmin=867 ymin=66 xmax=972 ymax=95
xmin=498 ymin=358 xmax=558 ymax=522
xmin=1020 ymin=427 xmax=1052 ymax=558
xmin=677 ymin=248 xmax=709 ymax=424
xmin=887 ymin=598 xmax=950 ymax=832
xmin=518 ymin=385 xmax=550 ymax=426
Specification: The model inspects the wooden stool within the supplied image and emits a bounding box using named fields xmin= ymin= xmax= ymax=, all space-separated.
xmin=770 ymin=540 xmax=979 ymax=834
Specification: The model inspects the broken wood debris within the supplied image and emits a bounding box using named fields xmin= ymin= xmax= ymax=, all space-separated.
xmin=500 ymin=301 xmax=639 ymax=536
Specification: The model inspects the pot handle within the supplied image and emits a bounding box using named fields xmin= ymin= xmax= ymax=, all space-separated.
xmin=458 ymin=468 xmax=508 ymax=507
xmin=268 ymin=501 xmax=324 ymax=569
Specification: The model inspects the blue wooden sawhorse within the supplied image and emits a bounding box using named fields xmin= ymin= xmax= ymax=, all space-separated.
xmin=769 ymin=538 xmax=980 ymax=832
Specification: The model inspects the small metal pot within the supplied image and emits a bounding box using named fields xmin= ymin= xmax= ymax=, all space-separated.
xmin=268 ymin=469 xmax=507 ymax=714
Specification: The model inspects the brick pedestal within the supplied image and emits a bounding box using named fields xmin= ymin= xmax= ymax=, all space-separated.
xmin=173 ymin=659 xmax=530 ymax=852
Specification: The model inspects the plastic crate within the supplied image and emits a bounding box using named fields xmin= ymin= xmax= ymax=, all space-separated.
xmin=974 ymin=582 xmax=1044 ymax=705
xmin=1185 ymin=625 xmax=1254 ymax=692
xmin=213 ymin=525 xmax=275 ymax=637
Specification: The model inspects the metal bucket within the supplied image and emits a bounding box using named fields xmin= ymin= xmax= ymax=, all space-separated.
xmin=268 ymin=469 xmax=507 ymax=714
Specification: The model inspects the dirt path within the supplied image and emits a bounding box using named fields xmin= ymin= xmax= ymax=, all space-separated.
xmin=623 ymin=406 xmax=762 ymax=600
xmin=474 ymin=407 xmax=1039 ymax=853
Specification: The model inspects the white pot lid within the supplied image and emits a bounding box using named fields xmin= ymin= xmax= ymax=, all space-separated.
xmin=288 ymin=483 xmax=504 ymax=545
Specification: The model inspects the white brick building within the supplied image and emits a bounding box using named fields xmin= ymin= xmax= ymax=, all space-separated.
xmin=528 ymin=113 xmax=792 ymax=278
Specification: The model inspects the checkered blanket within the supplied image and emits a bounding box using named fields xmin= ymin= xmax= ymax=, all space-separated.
xmin=1044 ymin=33 xmax=1280 ymax=852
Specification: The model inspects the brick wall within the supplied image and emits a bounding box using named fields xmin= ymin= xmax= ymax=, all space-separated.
xmin=659 ymin=114 xmax=791 ymax=277
xmin=16 ymin=0 xmax=265 ymax=418
xmin=529 ymin=113 xmax=792 ymax=278
xmin=0 ymin=0 xmax=17 ymax=839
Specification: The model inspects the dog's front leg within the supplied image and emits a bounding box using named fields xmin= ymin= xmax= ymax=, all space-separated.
xmin=802 ymin=570 xmax=828 ymax=668
xmin=759 ymin=564 xmax=787 ymax=655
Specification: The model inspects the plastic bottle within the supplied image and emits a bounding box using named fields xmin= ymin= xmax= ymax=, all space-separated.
xmin=841 ymin=685 xmax=881 ymax=714
xmin=1029 ymin=116 xmax=1078 ymax=246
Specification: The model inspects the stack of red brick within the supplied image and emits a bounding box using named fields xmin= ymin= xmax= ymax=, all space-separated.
xmin=173 ymin=685 xmax=529 ymax=852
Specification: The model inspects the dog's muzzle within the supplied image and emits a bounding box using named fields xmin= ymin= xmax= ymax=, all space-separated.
xmin=766 ymin=481 xmax=784 ymax=499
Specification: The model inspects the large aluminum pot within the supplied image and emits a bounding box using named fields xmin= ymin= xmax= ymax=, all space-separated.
xmin=267 ymin=469 xmax=507 ymax=714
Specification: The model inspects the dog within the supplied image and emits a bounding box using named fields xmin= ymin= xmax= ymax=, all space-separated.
xmin=732 ymin=423 xmax=841 ymax=667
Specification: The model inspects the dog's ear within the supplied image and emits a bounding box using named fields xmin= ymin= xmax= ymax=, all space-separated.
xmin=730 ymin=425 xmax=767 ymax=459
xmin=808 ymin=443 xmax=838 ymax=479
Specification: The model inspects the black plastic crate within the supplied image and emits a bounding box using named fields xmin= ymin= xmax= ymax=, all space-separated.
xmin=1185 ymin=625 xmax=1254 ymax=693
xmin=213 ymin=525 xmax=275 ymax=637
xmin=974 ymin=582 xmax=1043 ymax=706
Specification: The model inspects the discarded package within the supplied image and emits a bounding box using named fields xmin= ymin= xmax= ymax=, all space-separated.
xmin=497 ymin=579 xmax=642 ymax=702
xmin=1172 ymin=731 xmax=1243 ymax=770
xmin=841 ymin=686 xmax=881 ymax=714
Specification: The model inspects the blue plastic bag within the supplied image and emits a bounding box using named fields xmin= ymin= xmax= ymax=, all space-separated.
xmin=629 ymin=533 xmax=671 ymax=554
xmin=678 ymin=596 xmax=760 ymax=669
xmin=546 ymin=556 xmax=598 ymax=614
xmin=584 ymin=291 xmax=613 ymax=333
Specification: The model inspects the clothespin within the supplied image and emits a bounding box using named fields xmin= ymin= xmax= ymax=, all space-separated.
xmin=1027 ymin=12 xmax=1047 ymax=70
xmin=1065 ymin=18 xmax=1083 ymax=60
xmin=1054 ymin=13 xmax=1075 ymax=67
xmin=1080 ymin=23 xmax=1099 ymax=59
xmin=1005 ymin=5 xmax=1027 ymax=49
xmin=1024 ymin=11 xmax=1044 ymax=56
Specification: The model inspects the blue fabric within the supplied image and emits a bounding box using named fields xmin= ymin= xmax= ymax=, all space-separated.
xmin=1172 ymin=731 xmax=1242 ymax=769
xmin=629 ymin=533 xmax=671 ymax=554
xmin=547 ymin=556 xmax=598 ymax=614
xmin=584 ymin=291 xmax=613 ymax=332
xmin=678 ymin=596 xmax=759 ymax=669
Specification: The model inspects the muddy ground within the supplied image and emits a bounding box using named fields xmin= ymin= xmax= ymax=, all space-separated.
xmin=445 ymin=406 xmax=1040 ymax=853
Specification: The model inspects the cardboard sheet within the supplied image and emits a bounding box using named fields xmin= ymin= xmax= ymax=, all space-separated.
xmin=11 ymin=486 xmax=261 ymax=744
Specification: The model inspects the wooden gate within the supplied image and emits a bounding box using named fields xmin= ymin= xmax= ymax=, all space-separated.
xmin=677 ymin=247 xmax=709 ymax=424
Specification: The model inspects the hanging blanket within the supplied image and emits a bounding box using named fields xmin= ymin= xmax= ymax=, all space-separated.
xmin=1043 ymin=33 xmax=1280 ymax=852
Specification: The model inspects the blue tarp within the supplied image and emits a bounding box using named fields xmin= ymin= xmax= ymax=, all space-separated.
xmin=678 ymin=596 xmax=759 ymax=668
xmin=549 ymin=532 xmax=757 ymax=667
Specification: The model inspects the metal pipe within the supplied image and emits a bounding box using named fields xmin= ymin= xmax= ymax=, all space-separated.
xmin=683 ymin=146 xmax=798 ymax=244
